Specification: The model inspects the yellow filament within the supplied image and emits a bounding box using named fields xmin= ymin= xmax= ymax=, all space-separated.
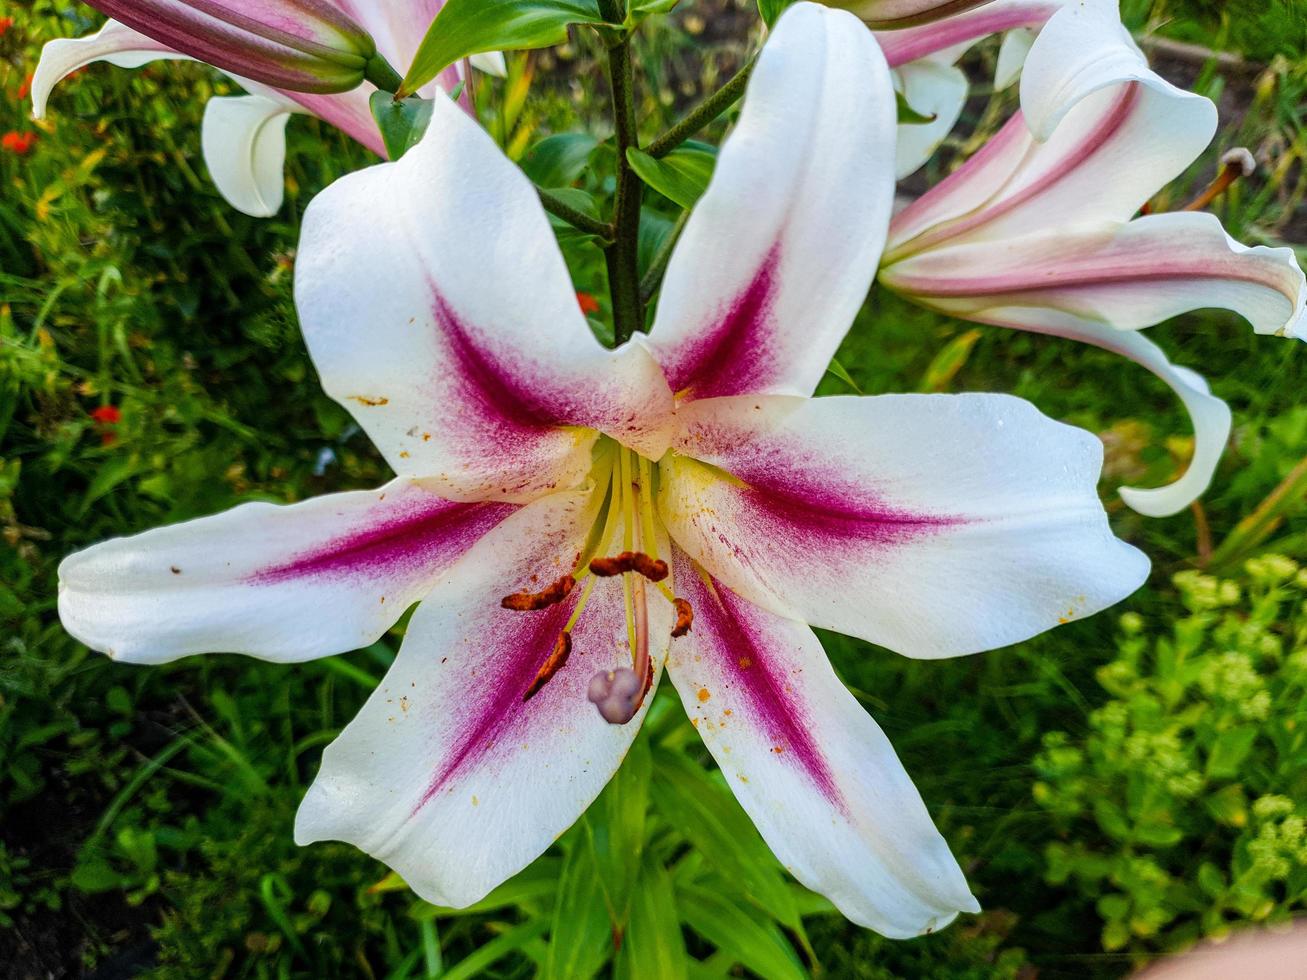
xmin=620 ymin=447 xmax=635 ymax=554
xmin=563 ymin=576 xmax=598 ymax=633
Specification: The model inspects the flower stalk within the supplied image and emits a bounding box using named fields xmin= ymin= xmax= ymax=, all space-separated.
xmin=597 ymin=0 xmax=645 ymax=345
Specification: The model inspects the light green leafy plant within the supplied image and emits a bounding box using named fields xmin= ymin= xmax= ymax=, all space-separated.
xmin=1035 ymin=557 xmax=1307 ymax=958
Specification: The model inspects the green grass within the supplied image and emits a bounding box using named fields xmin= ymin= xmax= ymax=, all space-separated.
xmin=2 ymin=1 xmax=1306 ymax=977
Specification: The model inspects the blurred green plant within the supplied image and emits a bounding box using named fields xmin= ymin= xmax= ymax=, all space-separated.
xmin=1035 ymin=557 xmax=1307 ymax=960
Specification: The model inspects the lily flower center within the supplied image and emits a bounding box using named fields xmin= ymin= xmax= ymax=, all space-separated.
xmin=499 ymin=442 xmax=693 ymax=724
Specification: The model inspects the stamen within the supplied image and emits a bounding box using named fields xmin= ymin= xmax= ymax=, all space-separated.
xmin=588 ymin=551 xmax=669 ymax=582
xmin=523 ymin=631 xmax=572 ymax=701
xmin=1182 ymin=147 xmax=1256 ymax=212
xmin=671 ymin=597 xmax=694 ymax=638
xmin=500 ymin=574 xmax=576 ymax=611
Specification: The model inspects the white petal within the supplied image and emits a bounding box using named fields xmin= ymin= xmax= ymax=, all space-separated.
xmin=660 ymin=394 xmax=1148 ymax=659
xmin=32 ymin=19 xmax=186 ymax=119
xmin=975 ymin=311 xmax=1233 ymax=517
xmin=894 ymin=59 xmax=968 ymax=179
xmin=668 ymin=553 xmax=978 ymax=938
xmin=58 ymin=477 xmax=516 ymax=665
xmin=994 ymin=26 xmax=1037 ymax=89
xmin=470 ymin=51 xmax=508 ymax=77
xmin=643 ymin=3 xmax=896 ymax=400
xmin=201 ymin=95 xmax=291 ymax=217
xmin=294 ymin=93 xmax=673 ymax=500
xmin=295 ymin=489 xmax=672 ymax=907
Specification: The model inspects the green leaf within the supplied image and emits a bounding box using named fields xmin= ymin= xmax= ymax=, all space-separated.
xmin=443 ymin=919 xmax=550 ymax=980
xmin=71 ymin=857 xmax=122 ymax=894
xmin=543 ymin=843 xmax=612 ymax=980
xmin=825 ymin=356 xmax=863 ymax=394
xmin=896 ymin=89 xmax=938 ymax=126
xmin=917 ymin=328 xmax=983 ymax=393
xmin=617 ymin=858 xmax=688 ymax=980
xmin=632 ymin=0 xmax=682 ymax=16
xmin=522 ymin=132 xmax=600 ymax=188
xmin=677 ymin=884 xmax=806 ymax=980
xmin=1207 ymin=725 xmax=1259 ymax=780
xmin=585 ymin=736 xmax=652 ymax=934
xmin=627 ymin=144 xmax=717 ymax=210
xmin=651 ymin=748 xmax=799 ymax=929
xmin=757 ymin=0 xmax=796 ymax=28
xmin=369 ymin=92 xmax=435 ymax=160
xmin=403 ymin=0 xmax=609 ymax=96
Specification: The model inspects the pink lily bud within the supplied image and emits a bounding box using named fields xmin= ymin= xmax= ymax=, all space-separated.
xmin=82 ymin=0 xmax=402 ymax=94
xmin=831 ymin=0 xmax=997 ymax=29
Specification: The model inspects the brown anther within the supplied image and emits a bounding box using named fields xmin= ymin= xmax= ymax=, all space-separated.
xmin=671 ymin=597 xmax=694 ymax=638
xmin=588 ymin=551 xmax=669 ymax=582
xmin=524 ymin=631 xmax=572 ymax=702
xmin=501 ymin=574 xmax=576 ymax=612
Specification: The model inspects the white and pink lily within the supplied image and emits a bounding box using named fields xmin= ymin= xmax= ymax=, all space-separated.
xmin=32 ymin=3 xmax=504 ymax=217
xmin=872 ymin=0 xmax=1074 ymax=177
xmin=879 ymin=0 xmax=1307 ymax=517
xmin=56 ymin=4 xmax=1148 ymax=938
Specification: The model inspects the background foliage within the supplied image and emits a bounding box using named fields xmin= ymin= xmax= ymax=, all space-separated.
xmin=2 ymin=1 xmax=1306 ymax=977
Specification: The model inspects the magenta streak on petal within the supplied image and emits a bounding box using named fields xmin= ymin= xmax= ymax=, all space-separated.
xmin=411 ymin=598 xmax=576 ymax=814
xmin=890 ymin=85 xmax=1140 ymax=260
xmin=431 ymin=285 xmax=562 ymax=432
xmin=888 ymin=251 xmax=1299 ymax=299
xmin=251 ymin=496 xmax=515 ymax=584
xmin=667 ymin=247 xmax=781 ymax=399
xmin=877 ymin=2 xmax=1059 ymax=68
xmin=690 ymin=571 xmax=841 ymax=805
xmin=689 ymin=425 xmax=962 ymax=548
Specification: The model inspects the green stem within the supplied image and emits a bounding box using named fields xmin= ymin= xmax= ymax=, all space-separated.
xmin=597 ymin=0 xmax=644 ymax=346
xmin=537 ymin=187 xmax=615 ymax=242
xmin=646 ymin=54 xmax=756 ymax=159
xmin=363 ymin=54 xmax=404 ymax=94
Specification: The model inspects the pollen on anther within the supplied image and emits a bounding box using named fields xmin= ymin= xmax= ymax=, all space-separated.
xmin=524 ymin=631 xmax=573 ymax=701
xmin=589 ymin=551 xmax=669 ymax=582
xmin=671 ymin=597 xmax=694 ymax=638
xmin=502 ymin=574 xmax=576 ymax=612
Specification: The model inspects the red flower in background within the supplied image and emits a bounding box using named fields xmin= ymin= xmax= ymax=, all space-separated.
xmin=575 ymin=291 xmax=600 ymax=315
xmin=2 ymin=131 xmax=35 ymax=155
xmin=17 ymin=73 xmax=32 ymax=101
xmin=90 ymin=405 xmax=123 ymax=446
xmin=0 ymin=18 xmax=13 ymax=38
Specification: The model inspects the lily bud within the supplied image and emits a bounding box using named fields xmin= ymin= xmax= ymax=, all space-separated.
xmin=830 ymin=0 xmax=997 ymax=29
xmin=83 ymin=0 xmax=402 ymax=94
